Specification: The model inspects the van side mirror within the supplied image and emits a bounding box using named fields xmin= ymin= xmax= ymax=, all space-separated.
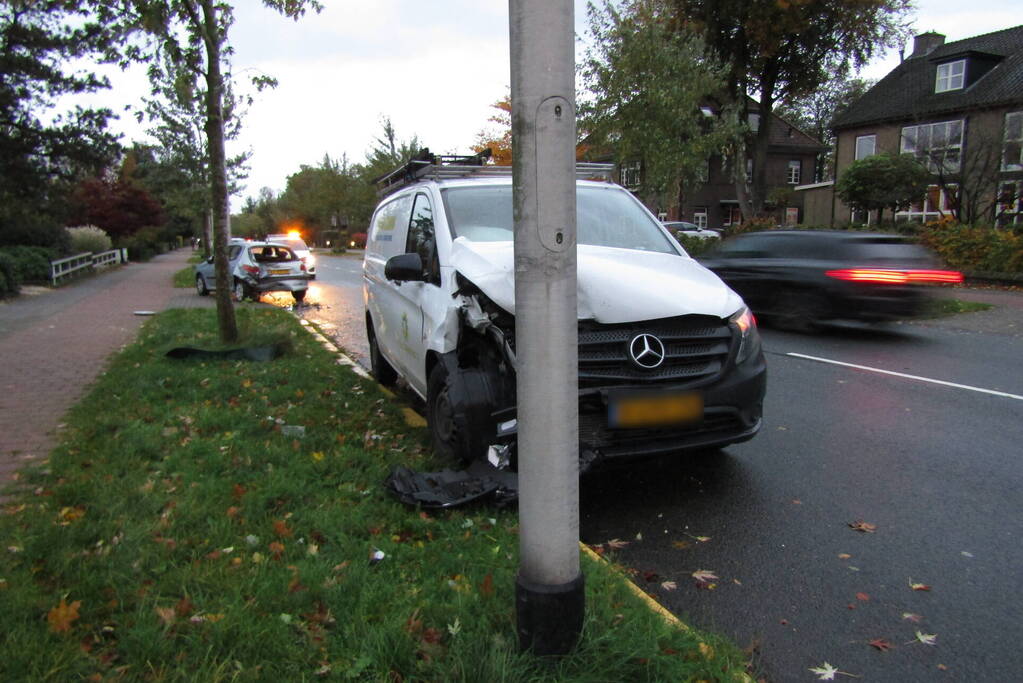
xmin=385 ymin=253 xmax=426 ymax=282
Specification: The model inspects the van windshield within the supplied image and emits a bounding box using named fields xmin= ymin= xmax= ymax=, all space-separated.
xmin=441 ymin=185 xmax=679 ymax=254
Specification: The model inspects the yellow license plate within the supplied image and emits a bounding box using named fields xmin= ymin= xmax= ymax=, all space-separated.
xmin=609 ymin=391 xmax=703 ymax=429
xmin=269 ymin=269 xmax=290 ymax=275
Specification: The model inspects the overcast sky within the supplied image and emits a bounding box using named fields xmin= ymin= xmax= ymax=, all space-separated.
xmin=94 ymin=1 xmax=1021 ymax=204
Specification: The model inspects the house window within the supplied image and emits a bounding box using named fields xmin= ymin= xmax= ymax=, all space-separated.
xmin=621 ymin=160 xmax=641 ymax=190
xmin=748 ymin=113 xmax=760 ymax=133
xmin=855 ymin=135 xmax=876 ymax=160
xmin=997 ymin=181 xmax=1022 ymax=226
xmin=722 ymin=206 xmax=742 ymax=226
xmin=787 ymin=160 xmax=801 ymax=184
xmin=693 ymin=208 xmax=708 ymax=229
xmin=935 ymin=60 xmax=965 ymax=93
xmin=901 ymin=120 xmax=964 ymax=172
xmin=1003 ymin=111 xmax=1023 ymax=171
xmin=895 ymin=184 xmax=956 ymax=222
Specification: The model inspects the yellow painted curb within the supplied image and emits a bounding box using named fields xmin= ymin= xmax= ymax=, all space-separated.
xmin=578 ymin=542 xmax=688 ymax=631
xmin=401 ymin=407 xmax=427 ymax=428
xmin=579 ymin=542 xmax=755 ymax=683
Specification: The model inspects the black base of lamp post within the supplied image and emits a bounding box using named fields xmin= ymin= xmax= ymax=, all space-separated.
xmin=515 ymin=572 xmax=585 ymax=655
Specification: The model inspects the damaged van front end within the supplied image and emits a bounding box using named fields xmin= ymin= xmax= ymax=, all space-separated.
xmin=433 ymin=237 xmax=766 ymax=474
xmin=364 ymin=163 xmax=765 ymax=498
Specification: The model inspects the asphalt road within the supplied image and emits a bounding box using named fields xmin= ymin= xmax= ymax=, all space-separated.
xmin=294 ymin=255 xmax=1023 ymax=682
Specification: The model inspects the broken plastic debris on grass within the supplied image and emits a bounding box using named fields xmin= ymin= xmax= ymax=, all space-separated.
xmin=369 ymin=549 xmax=385 ymax=564
xmin=384 ymin=460 xmax=519 ymax=508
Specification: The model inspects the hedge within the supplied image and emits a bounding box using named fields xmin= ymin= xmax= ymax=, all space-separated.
xmin=0 ymin=246 xmax=57 ymax=284
xmin=917 ymin=221 xmax=1023 ymax=275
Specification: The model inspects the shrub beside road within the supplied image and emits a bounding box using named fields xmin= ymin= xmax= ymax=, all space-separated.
xmin=0 ymin=308 xmax=748 ymax=681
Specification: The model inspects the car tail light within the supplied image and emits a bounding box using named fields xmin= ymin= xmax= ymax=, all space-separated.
xmin=300 ymin=261 xmax=307 ymax=272
xmin=241 ymin=264 xmax=260 ymax=276
xmin=825 ymin=268 xmax=963 ymax=284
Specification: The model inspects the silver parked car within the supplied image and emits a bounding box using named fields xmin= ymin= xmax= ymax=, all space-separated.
xmin=194 ymin=240 xmax=311 ymax=303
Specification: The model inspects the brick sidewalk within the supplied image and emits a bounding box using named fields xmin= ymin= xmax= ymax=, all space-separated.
xmin=0 ymin=249 xmax=200 ymax=487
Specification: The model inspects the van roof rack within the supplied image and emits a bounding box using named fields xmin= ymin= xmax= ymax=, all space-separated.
xmin=374 ymin=148 xmax=616 ymax=197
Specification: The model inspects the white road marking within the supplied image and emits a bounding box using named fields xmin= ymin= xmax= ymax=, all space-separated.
xmin=785 ymin=352 xmax=1023 ymax=401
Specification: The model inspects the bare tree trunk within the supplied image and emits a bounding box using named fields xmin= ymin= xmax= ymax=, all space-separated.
xmin=201 ymin=0 xmax=238 ymax=343
xmin=204 ymin=210 xmax=213 ymax=257
xmin=733 ymin=142 xmax=752 ymax=222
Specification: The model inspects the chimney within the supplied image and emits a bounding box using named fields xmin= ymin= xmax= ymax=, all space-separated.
xmin=910 ymin=31 xmax=945 ymax=58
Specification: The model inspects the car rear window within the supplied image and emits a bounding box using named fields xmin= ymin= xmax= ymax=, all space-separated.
xmin=844 ymin=237 xmax=934 ymax=264
xmin=251 ymin=246 xmax=298 ymax=262
xmin=441 ymin=185 xmax=678 ymax=254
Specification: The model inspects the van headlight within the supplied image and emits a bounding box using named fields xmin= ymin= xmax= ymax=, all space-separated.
xmin=730 ymin=306 xmax=762 ymax=365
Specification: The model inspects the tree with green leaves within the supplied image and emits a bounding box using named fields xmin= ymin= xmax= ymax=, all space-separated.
xmin=1 ymin=1 xmax=122 ymax=248
xmin=116 ymin=0 xmax=322 ymax=343
xmin=775 ymin=76 xmax=875 ymax=182
xmin=277 ymin=153 xmax=376 ymax=244
xmin=667 ymin=0 xmax=912 ymax=217
xmin=580 ymin=1 xmax=737 ymax=214
xmin=836 ymin=152 xmax=931 ymax=223
xmin=361 ymin=116 xmax=422 ymax=181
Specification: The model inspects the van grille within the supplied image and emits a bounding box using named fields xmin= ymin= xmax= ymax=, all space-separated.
xmin=577 ymin=315 xmax=732 ymax=388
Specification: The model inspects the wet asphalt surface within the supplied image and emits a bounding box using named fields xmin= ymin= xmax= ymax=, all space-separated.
xmin=283 ymin=256 xmax=1023 ymax=683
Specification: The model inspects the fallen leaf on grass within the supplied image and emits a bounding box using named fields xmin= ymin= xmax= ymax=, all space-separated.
xmin=848 ymin=520 xmax=877 ymax=533
xmin=869 ymin=638 xmax=893 ymax=651
xmin=480 ymin=574 xmax=494 ymax=597
xmin=155 ymin=606 xmax=176 ymax=627
xmin=47 ymin=598 xmax=81 ymax=633
xmin=268 ymin=541 xmax=285 ymax=559
xmin=273 ymin=519 xmax=293 ymax=538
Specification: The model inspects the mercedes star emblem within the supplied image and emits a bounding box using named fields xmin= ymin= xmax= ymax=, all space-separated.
xmin=628 ymin=333 xmax=666 ymax=369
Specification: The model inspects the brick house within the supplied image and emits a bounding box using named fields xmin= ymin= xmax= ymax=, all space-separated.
xmin=821 ymin=26 xmax=1023 ymax=227
xmin=614 ymin=101 xmax=825 ymax=230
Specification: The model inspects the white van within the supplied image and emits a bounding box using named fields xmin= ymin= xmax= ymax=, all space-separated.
xmin=363 ymin=156 xmax=765 ymax=467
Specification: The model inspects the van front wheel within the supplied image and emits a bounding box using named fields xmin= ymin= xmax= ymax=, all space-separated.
xmin=427 ymin=363 xmax=472 ymax=465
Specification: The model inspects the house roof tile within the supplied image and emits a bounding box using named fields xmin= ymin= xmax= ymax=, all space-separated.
xmin=832 ymin=25 xmax=1023 ymax=130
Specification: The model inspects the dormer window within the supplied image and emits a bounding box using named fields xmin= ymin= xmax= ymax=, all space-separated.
xmin=935 ymin=60 xmax=965 ymax=92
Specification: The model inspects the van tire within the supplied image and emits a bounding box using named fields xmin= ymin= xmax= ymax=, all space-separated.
xmin=427 ymin=362 xmax=472 ymax=465
xmin=367 ymin=318 xmax=397 ymax=386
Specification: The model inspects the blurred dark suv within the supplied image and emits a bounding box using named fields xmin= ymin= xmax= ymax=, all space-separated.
xmin=699 ymin=231 xmax=962 ymax=330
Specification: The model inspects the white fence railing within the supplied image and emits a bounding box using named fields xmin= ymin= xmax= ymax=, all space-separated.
xmin=49 ymin=249 xmax=126 ymax=286
xmin=93 ymin=249 xmax=122 ymax=268
xmin=50 ymin=253 xmax=94 ymax=286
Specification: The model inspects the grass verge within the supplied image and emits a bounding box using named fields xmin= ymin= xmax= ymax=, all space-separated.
xmin=0 ymin=308 xmax=748 ymax=681
xmin=172 ymin=255 xmax=204 ymax=288
xmin=920 ymin=298 xmax=993 ymax=318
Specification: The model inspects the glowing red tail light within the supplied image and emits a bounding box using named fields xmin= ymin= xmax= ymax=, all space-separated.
xmin=300 ymin=261 xmax=307 ymax=272
xmin=825 ymin=268 xmax=962 ymax=284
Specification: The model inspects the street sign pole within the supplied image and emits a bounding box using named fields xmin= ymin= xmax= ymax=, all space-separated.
xmin=509 ymin=0 xmax=583 ymax=655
